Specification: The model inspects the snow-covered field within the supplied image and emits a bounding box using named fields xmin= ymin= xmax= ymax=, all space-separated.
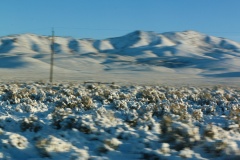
xmin=0 ymin=82 xmax=239 ymax=159
xmin=0 ymin=30 xmax=240 ymax=159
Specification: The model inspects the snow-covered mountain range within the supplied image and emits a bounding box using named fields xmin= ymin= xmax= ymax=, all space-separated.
xmin=1 ymin=30 xmax=240 ymax=55
xmin=0 ymin=30 xmax=240 ymax=85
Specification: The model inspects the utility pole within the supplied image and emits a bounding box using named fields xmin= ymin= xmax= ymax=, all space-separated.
xmin=50 ymin=28 xmax=54 ymax=83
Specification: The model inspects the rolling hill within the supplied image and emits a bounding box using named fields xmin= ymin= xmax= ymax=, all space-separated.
xmin=0 ymin=30 xmax=240 ymax=85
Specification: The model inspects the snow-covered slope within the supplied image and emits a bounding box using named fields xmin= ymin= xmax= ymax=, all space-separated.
xmin=0 ymin=30 xmax=240 ymax=84
xmin=1 ymin=30 xmax=240 ymax=55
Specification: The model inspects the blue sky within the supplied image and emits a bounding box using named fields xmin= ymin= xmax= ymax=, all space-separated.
xmin=1 ymin=0 xmax=240 ymax=41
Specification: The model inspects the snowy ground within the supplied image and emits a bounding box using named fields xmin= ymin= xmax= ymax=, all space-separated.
xmin=0 ymin=82 xmax=239 ymax=159
xmin=0 ymin=52 xmax=240 ymax=87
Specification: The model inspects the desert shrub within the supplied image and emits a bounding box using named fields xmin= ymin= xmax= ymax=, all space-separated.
xmin=109 ymin=84 xmax=120 ymax=90
xmin=224 ymin=93 xmax=235 ymax=101
xmin=198 ymin=91 xmax=212 ymax=105
xmin=228 ymin=105 xmax=240 ymax=125
xmin=35 ymin=136 xmax=72 ymax=157
xmin=59 ymin=88 xmax=73 ymax=96
xmin=1 ymin=84 xmax=47 ymax=104
xmin=0 ymin=128 xmax=4 ymax=135
xmin=203 ymin=124 xmax=228 ymax=140
xmin=95 ymin=107 xmax=116 ymax=122
xmin=169 ymin=103 xmax=187 ymax=116
xmin=202 ymin=105 xmax=215 ymax=115
xmin=179 ymin=147 xmax=195 ymax=158
xmin=75 ymin=116 xmax=96 ymax=134
xmin=142 ymin=149 xmax=162 ymax=160
xmin=8 ymin=134 xmax=28 ymax=149
xmin=161 ymin=116 xmax=200 ymax=150
xmin=51 ymin=107 xmax=73 ymax=129
xmin=31 ymin=89 xmax=46 ymax=101
xmin=81 ymin=95 xmax=94 ymax=110
xmin=59 ymin=115 xmax=78 ymax=130
xmin=160 ymin=115 xmax=173 ymax=134
xmin=20 ymin=116 xmax=43 ymax=132
xmin=192 ymin=109 xmax=203 ymax=120
xmin=1 ymin=89 xmax=18 ymax=103
xmin=103 ymin=138 xmax=122 ymax=150
xmin=136 ymin=88 xmax=161 ymax=103
xmin=114 ymin=100 xmax=128 ymax=110
xmin=159 ymin=143 xmax=170 ymax=154
xmin=51 ymin=107 xmax=97 ymax=132
xmin=203 ymin=139 xmax=239 ymax=157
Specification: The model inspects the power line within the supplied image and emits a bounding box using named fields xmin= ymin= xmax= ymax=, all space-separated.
xmin=50 ymin=28 xmax=54 ymax=83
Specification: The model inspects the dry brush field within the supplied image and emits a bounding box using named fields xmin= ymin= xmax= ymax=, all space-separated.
xmin=0 ymin=82 xmax=239 ymax=159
